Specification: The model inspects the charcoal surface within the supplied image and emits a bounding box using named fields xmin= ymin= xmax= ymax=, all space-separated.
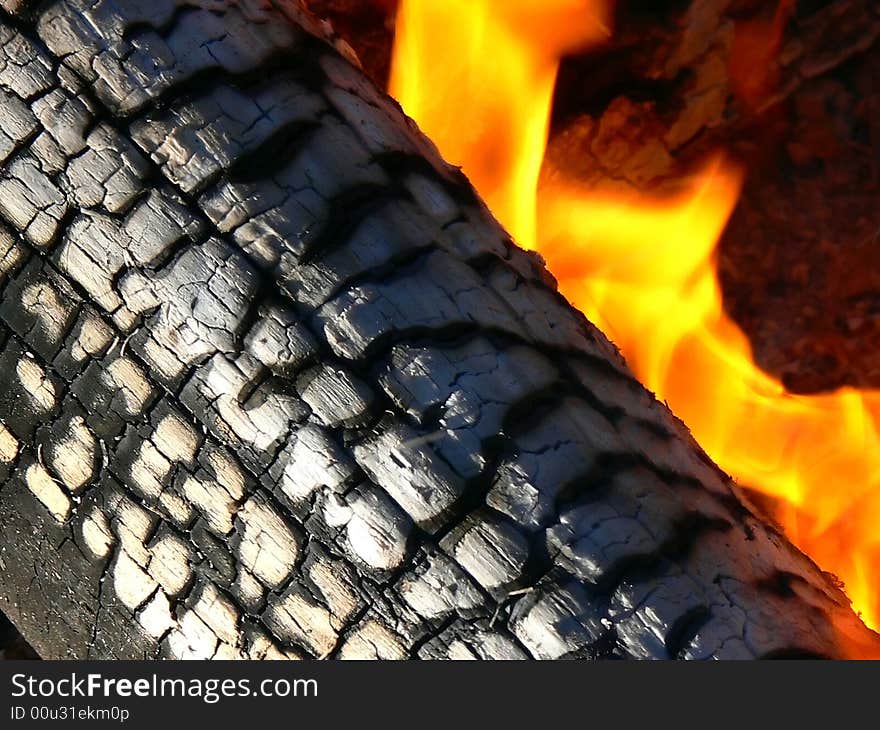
xmin=0 ymin=0 xmax=876 ymax=660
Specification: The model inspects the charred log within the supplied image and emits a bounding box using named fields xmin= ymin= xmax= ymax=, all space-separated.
xmin=0 ymin=0 xmax=876 ymax=660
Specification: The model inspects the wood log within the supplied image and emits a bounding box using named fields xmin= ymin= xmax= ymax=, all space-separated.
xmin=0 ymin=0 xmax=877 ymax=660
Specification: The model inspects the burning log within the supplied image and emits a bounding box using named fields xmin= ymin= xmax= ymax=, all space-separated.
xmin=0 ymin=0 xmax=877 ymax=660
xmin=356 ymin=0 xmax=880 ymax=631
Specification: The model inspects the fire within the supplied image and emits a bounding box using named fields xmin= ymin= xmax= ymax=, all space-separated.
xmin=390 ymin=0 xmax=610 ymax=248
xmin=389 ymin=0 xmax=880 ymax=634
xmin=541 ymin=174 xmax=880 ymax=631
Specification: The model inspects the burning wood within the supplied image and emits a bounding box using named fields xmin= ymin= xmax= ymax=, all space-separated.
xmin=0 ymin=0 xmax=878 ymax=660
xmin=387 ymin=0 xmax=880 ymax=632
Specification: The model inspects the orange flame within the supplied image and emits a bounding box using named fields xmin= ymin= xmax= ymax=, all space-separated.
xmin=390 ymin=0 xmax=880 ymax=633
xmin=390 ymin=0 xmax=610 ymax=248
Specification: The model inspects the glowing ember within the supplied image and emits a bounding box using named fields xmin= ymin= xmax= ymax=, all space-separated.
xmin=390 ymin=0 xmax=880 ymax=632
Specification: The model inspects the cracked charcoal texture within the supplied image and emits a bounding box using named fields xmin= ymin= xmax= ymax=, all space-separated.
xmin=0 ymin=0 xmax=876 ymax=661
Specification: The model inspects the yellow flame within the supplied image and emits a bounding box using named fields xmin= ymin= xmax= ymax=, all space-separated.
xmin=390 ymin=0 xmax=609 ymax=248
xmin=390 ymin=0 xmax=880 ymax=634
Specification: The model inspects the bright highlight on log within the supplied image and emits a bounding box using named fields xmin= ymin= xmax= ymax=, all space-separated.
xmin=390 ymin=0 xmax=880 ymax=630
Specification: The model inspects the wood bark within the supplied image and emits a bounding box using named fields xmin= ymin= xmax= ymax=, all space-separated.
xmin=0 ymin=0 xmax=877 ymax=660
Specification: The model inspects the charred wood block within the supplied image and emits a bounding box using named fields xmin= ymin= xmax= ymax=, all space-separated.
xmin=0 ymin=0 xmax=874 ymax=661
